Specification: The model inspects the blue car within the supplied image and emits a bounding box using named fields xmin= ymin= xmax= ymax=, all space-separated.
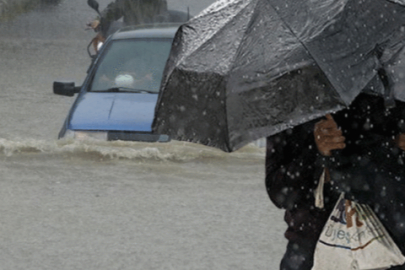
xmin=53 ymin=24 xmax=179 ymax=142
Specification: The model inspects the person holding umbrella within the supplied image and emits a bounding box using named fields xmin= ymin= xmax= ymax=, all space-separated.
xmin=152 ymin=0 xmax=405 ymax=268
xmin=266 ymin=86 xmax=405 ymax=269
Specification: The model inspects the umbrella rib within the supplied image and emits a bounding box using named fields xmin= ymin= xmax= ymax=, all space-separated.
xmin=173 ymin=1 xmax=261 ymax=152
xmin=221 ymin=0 xmax=264 ymax=151
xmin=177 ymin=0 xmax=256 ymax=69
xmin=266 ymin=1 xmax=344 ymax=104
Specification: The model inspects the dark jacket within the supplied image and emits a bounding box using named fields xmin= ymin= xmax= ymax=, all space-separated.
xmin=266 ymin=93 xmax=405 ymax=251
xmin=100 ymin=0 xmax=168 ymax=32
xmin=266 ymin=117 xmax=338 ymax=244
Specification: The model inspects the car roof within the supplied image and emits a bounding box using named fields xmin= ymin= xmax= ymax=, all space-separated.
xmin=111 ymin=23 xmax=181 ymax=40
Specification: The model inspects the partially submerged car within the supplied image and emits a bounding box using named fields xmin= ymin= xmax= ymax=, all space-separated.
xmin=53 ymin=24 xmax=180 ymax=142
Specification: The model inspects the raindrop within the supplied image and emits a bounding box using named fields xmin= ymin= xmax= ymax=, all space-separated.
xmin=380 ymin=189 xmax=387 ymax=197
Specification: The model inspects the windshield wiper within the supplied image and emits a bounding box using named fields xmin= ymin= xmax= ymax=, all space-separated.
xmin=92 ymin=87 xmax=158 ymax=94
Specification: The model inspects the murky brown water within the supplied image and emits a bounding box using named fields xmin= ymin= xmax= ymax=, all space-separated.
xmin=0 ymin=1 xmax=286 ymax=269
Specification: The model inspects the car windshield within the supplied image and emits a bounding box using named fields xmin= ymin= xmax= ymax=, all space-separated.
xmin=90 ymin=38 xmax=173 ymax=93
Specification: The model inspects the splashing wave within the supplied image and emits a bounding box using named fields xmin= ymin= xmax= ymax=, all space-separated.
xmin=0 ymin=138 xmax=265 ymax=162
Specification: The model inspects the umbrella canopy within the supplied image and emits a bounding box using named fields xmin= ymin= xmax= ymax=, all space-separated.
xmin=153 ymin=0 xmax=405 ymax=152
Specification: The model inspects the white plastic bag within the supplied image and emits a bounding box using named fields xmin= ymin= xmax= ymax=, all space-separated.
xmin=311 ymin=193 xmax=405 ymax=270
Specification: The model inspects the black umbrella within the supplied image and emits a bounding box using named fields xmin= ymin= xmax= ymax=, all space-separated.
xmin=153 ymin=0 xmax=405 ymax=152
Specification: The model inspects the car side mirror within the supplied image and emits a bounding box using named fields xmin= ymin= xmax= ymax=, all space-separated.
xmin=53 ymin=81 xmax=81 ymax=97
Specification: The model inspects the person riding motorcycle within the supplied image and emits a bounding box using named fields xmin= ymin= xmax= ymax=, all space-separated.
xmin=90 ymin=0 xmax=168 ymax=38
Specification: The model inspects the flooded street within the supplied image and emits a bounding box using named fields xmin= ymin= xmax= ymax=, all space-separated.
xmin=0 ymin=1 xmax=286 ymax=269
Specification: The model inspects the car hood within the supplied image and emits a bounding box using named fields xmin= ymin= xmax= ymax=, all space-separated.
xmin=68 ymin=92 xmax=158 ymax=132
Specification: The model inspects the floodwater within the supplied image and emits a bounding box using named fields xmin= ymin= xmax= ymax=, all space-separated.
xmin=0 ymin=0 xmax=286 ymax=269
